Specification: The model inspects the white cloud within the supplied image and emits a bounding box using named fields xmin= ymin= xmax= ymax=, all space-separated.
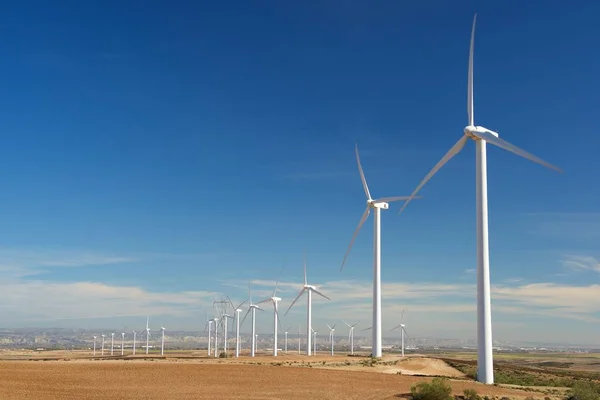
xmin=561 ymin=255 xmax=600 ymax=273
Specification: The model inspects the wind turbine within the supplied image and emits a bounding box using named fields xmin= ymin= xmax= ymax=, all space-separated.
xmin=93 ymin=336 xmax=97 ymax=356
xmin=343 ymin=321 xmax=359 ymax=355
xmin=297 ymin=326 xmax=301 ymax=355
xmin=204 ymin=312 xmax=214 ymax=356
xmin=284 ymin=326 xmax=292 ymax=353
xmin=160 ymin=326 xmax=166 ymax=356
xmin=110 ymin=333 xmax=115 ymax=355
xmin=132 ymin=330 xmax=137 ymax=355
xmin=284 ymin=255 xmax=331 ymax=356
xmin=101 ymin=334 xmax=105 ymax=356
xmin=312 ymin=328 xmax=317 ymax=355
xmin=222 ymin=314 xmax=234 ymax=355
xmin=145 ymin=317 xmax=150 ymax=355
xmin=228 ymin=300 xmax=247 ymax=358
xmin=391 ymin=309 xmax=408 ymax=357
xmin=213 ymin=316 xmax=220 ymax=357
xmin=241 ymin=285 xmax=264 ymax=357
xmin=396 ymin=15 xmax=562 ymax=384
xmin=340 ymin=144 xmax=417 ymax=358
xmin=258 ymin=281 xmax=283 ymax=357
xmin=327 ymin=324 xmax=336 ymax=356
xmin=121 ymin=332 xmax=125 ymax=356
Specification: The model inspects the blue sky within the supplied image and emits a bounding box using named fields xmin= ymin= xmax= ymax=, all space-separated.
xmin=0 ymin=1 xmax=598 ymax=346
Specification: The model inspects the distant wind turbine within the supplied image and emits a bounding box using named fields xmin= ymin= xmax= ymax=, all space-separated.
xmin=110 ymin=333 xmax=115 ymax=355
xmin=396 ymin=15 xmax=562 ymax=384
xmin=160 ymin=326 xmax=166 ymax=356
xmin=391 ymin=310 xmax=408 ymax=357
xmin=121 ymin=332 xmax=125 ymax=356
xmin=101 ymin=334 xmax=105 ymax=356
xmin=340 ymin=144 xmax=418 ymax=358
xmin=132 ymin=330 xmax=137 ymax=355
xmin=241 ymin=284 xmax=264 ymax=357
xmin=145 ymin=317 xmax=150 ymax=355
xmin=284 ymin=326 xmax=292 ymax=353
xmin=204 ymin=312 xmax=214 ymax=357
xmin=228 ymin=300 xmax=247 ymax=358
xmin=93 ymin=336 xmax=97 ymax=356
xmin=327 ymin=324 xmax=336 ymax=356
xmin=284 ymin=255 xmax=331 ymax=356
xmin=343 ymin=321 xmax=359 ymax=355
xmin=312 ymin=328 xmax=317 ymax=355
xmin=258 ymin=280 xmax=283 ymax=357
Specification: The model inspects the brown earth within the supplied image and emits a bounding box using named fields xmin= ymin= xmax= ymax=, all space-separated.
xmin=0 ymin=357 xmax=545 ymax=400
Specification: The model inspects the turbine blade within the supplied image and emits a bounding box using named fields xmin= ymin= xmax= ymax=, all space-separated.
xmin=467 ymin=14 xmax=477 ymax=126
xmin=312 ymin=288 xmax=331 ymax=301
xmin=332 ymin=324 xmax=336 ymax=330
xmin=257 ymin=298 xmax=271 ymax=305
xmin=398 ymin=135 xmax=469 ymax=215
xmin=273 ymin=279 xmax=280 ymax=297
xmin=340 ymin=206 xmax=370 ymax=272
xmin=275 ymin=307 xmax=283 ymax=332
xmin=355 ymin=144 xmax=372 ymax=200
xmin=391 ymin=324 xmax=402 ymax=332
xmin=376 ymin=196 xmax=421 ymax=203
xmin=327 ymin=324 xmax=332 ymax=330
xmin=400 ymin=309 xmax=405 ymax=323
xmin=284 ymin=288 xmax=306 ymax=316
xmin=471 ymin=130 xmax=563 ymax=173
xmin=303 ymin=252 xmax=307 ymax=286
xmin=351 ymin=322 xmax=359 ymax=328
xmin=362 ymin=326 xmax=372 ymax=331
xmin=236 ymin=300 xmax=247 ymax=310
xmin=256 ymin=306 xmax=265 ymax=312
xmin=343 ymin=320 xmax=351 ymax=328
xmin=240 ymin=309 xmax=251 ymax=327
xmin=248 ymin=283 xmax=252 ymax=304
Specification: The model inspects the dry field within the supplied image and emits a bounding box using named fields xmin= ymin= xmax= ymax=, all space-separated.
xmin=0 ymin=351 xmax=552 ymax=400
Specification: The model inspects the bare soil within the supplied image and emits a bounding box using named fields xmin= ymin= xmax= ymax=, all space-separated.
xmin=0 ymin=355 xmax=545 ymax=400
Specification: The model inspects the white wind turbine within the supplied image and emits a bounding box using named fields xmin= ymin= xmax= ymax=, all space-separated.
xmin=121 ymin=332 xmax=125 ymax=356
xmin=284 ymin=256 xmax=331 ymax=356
xmin=340 ymin=144 xmax=417 ymax=358
xmin=241 ymin=285 xmax=264 ymax=357
xmin=93 ymin=336 xmax=97 ymax=356
xmin=145 ymin=317 xmax=150 ymax=355
xmin=397 ymin=15 xmax=562 ymax=384
xmin=110 ymin=333 xmax=115 ymax=355
xmin=204 ymin=312 xmax=214 ymax=357
xmin=160 ymin=326 xmax=166 ymax=356
xmin=228 ymin=300 xmax=247 ymax=358
xmin=222 ymin=314 xmax=234 ymax=355
xmin=391 ymin=309 xmax=408 ymax=357
xmin=213 ymin=316 xmax=220 ymax=357
xmin=284 ymin=326 xmax=292 ymax=353
xmin=327 ymin=324 xmax=336 ymax=356
xmin=343 ymin=321 xmax=359 ymax=355
xmin=258 ymin=281 xmax=283 ymax=357
xmin=311 ymin=328 xmax=317 ymax=355
xmin=101 ymin=334 xmax=105 ymax=356
xmin=132 ymin=330 xmax=137 ymax=355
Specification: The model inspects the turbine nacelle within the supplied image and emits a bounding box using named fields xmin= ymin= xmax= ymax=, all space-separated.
xmin=368 ymin=199 xmax=389 ymax=209
xmin=271 ymin=296 xmax=282 ymax=302
xmin=464 ymin=125 xmax=499 ymax=139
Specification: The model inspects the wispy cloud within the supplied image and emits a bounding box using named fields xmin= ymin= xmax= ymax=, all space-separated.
xmin=561 ymin=255 xmax=600 ymax=273
xmin=523 ymin=212 xmax=600 ymax=241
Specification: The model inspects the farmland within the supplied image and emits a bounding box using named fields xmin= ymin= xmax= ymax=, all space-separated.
xmin=0 ymin=350 xmax=598 ymax=399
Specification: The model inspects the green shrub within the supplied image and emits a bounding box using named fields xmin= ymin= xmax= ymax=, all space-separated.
xmin=463 ymin=388 xmax=481 ymax=400
xmin=410 ymin=377 xmax=453 ymax=400
xmin=565 ymin=381 xmax=600 ymax=400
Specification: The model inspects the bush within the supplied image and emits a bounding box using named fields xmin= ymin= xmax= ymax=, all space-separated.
xmin=565 ymin=381 xmax=600 ymax=400
xmin=410 ymin=377 xmax=453 ymax=400
xmin=218 ymin=352 xmax=228 ymax=358
xmin=463 ymin=388 xmax=481 ymax=400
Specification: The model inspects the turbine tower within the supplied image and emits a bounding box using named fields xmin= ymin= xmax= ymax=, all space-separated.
xmin=204 ymin=312 xmax=214 ymax=357
xmin=228 ymin=300 xmax=247 ymax=358
xmin=145 ymin=317 xmax=150 ymax=355
xmin=222 ymin=314 xmax=234 ymax=355
xmin=121 ymin=332 xmax=125 ymax=356
xmin=93 ymin=336 xmax=97 ymax=356
xmin=327 ymin=324 xmax=336 ymax=356
xmin=397 ymin=15 xmax=562 ymax=384
xmin=110 ymin=333 xmax=115 ymax=355
xmin=391 ymin=309 xmax=408 ymax=357
xmin=343 ymin=321 xmax=359 ymax=355
xmin=258 ymin=281 xmax=283 ymax=357
xmin=101 ymin=334 xmax=105 ymax=356
xmin=284 ymin=255 xmax=331 ymax=356
xmin=241 ymin=285 xmax=264 ymax=357
xmin=340 ymin=144 xmax=417 ymax=358
xmin=284 ymin=327 xmax=291 ymax=353
xmin=160 ymin=326 xmax=166 ymax=356
xmin=312 ymin=328 xmax=317 ymax=355
xmin=132 ymin=330 xmax=137 ymax=355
